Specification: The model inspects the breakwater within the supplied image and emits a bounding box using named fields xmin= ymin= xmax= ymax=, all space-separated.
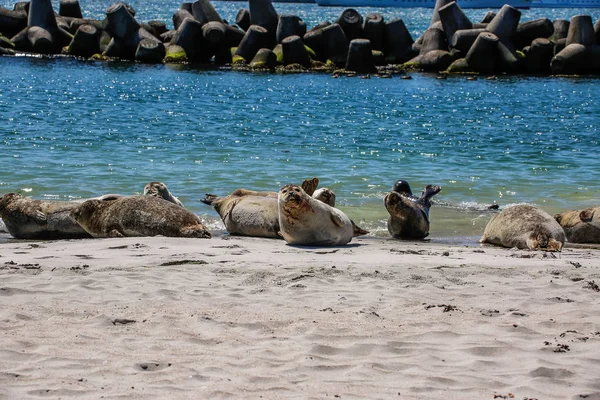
xmin=1 ymin=0 xmax=600 ymax=75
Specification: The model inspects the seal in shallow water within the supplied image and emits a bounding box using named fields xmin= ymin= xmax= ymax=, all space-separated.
xmin=0 ymin=193 xmax=92 ymax=239
xmin=554 ymin=206 xmax=600 ymax=244
xmin=384 ymin=183 xmax=441 ymax=240
xmin=143 ymin=181 xmax=185 ymax=207
xmin=480 ymin=204 xmax=565 ymax=251
xmin=71 ymin=195 xmax=211 ymax=238
xmin=277 ymin=184 xmax=356 ymax=246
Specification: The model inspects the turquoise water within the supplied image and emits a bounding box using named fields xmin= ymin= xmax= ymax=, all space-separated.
xmin=1 ymin=1 xmax=599 ymax=242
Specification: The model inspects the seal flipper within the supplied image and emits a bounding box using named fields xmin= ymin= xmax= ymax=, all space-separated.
xmin=107 ymin=229 xmax=124 ymax=238
xmin=301 ymin=177 xmax=319 ymax=196
xmin=580 ymin=208 xmax=595 ymax=222
xmin=330 ymin=212 xmax=345 ymax=228
xmin=351 ymin=220 xmax=369 ymax=237
xmin=31 ymin=210 xmax=48 ymax=225
xmin=416 ymin=185 xmax=442 ymax=208
xmin=200 ymin=194 xmax=220 ymax=206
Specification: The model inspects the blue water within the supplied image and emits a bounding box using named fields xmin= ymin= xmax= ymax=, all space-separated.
xmin=1 ymin=1 xmax=599 ymax=242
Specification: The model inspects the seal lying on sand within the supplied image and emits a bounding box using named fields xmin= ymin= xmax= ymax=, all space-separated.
xmin=480 ymin=204 xmax=565 ymax=251
xmin=143 ymin=181 xmax=185 ymax=207
xmin=202 ymin=180 xmax=367 ymax=239
xmin=554 ymin=207 xmax=600 ymax=244
xmin=278 ymin=184 xmax=359 ymax=246
xmin=200 ymin=178 xmax=322 ymax=239
xmin=384 ymin=182 xmax=441 ymax=240
xmin=0 ymin=193 xmax=94 ymax=239
xmin=202 ymin=193 xmax=280 ymax=238
xmin=71 ymin=195 xmax=211 ymax=238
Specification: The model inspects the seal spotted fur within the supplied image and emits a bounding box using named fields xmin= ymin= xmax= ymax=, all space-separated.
xmin=277 ymin=184 xmax=356 ymax=246
xmin=143 ymin=181 xmax=185 ymax=208
xmin=199 ymin=178 xmax=321 ymax=238
xmin=71 ymin=195 xmax=211 ymax=238
xmin=0 ymin=193 xmax=93 ymax=239
xmin=384 ymin=182 xmax=441 ymax=240
xmin=555 ymin=207 xmax=600 ymax=244
xmin=480 ymin=204 xmax=565 ymax=251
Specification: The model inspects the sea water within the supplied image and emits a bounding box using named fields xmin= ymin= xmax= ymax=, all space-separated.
xmin=1 ymin=1 xmax=599 ymax=243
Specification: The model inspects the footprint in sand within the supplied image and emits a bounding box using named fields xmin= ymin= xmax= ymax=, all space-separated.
xmin=134 ymin=362 xmax=172 ymax=372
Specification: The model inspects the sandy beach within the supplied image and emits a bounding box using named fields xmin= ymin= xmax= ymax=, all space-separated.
xmin=1 ymin=234 xmax=599 ymax=399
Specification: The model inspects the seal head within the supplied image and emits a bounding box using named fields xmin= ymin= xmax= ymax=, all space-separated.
xmin=143 ymin=181 xmax=185 ymax=208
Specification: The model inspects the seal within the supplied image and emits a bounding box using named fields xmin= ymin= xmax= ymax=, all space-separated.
xmin=143 ymin=181 xmax=184 ymax=207
xmin=201 ymin=193 xmax=280 ymax=238
xmin=312 ymin=188 xmax=336 ymax=207
xmin=277 ymin=184 xmax=356 ymax=246
xmin=71 ymin=195 xmax=211 ymax=238
xmin=384 ymin=183 xmax=441 ymax=240
xmin=0 ymin=193 xmax=92 ymax=239
xmin=554 ymin=206 xmax=600 ymax=244
xmin=199 ymin=177 xmax=322 ymax=239
xmin=480 ymin=204 xmax=565 ymax=251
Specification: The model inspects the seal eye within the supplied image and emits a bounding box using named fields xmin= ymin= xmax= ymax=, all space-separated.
xmin=294 ymin=188 xmax=300 ymax=193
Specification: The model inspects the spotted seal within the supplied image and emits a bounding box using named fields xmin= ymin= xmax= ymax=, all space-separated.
xmin=384 ymin=182 xmax=441 ymax=240
xmin=199 ymin=178 xmax=321 ymax=238
xmin=0 ymin=193 xmax=94 ymax=239
xmin=554 ymin=206 xmax=600 ymax=244
xmin=480 ymin=204 xmax=565 ymax=251
xmin=277 ymin=184 xmax=359 ymax=246
xmin=202 ymin=180 xmax=367 ymax=239
xmin=143 ymin=181 xmax=185 ymax=207
xmin=71 ymin=195 xmax=211 ymax=238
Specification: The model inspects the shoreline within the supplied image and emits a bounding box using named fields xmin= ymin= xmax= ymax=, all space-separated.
xmin=1 ymin=235 xmax=600 ymax=399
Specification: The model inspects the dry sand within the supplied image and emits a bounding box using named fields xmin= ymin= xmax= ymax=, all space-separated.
xmin=1 ymin=234 xmax=600 ymax=399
